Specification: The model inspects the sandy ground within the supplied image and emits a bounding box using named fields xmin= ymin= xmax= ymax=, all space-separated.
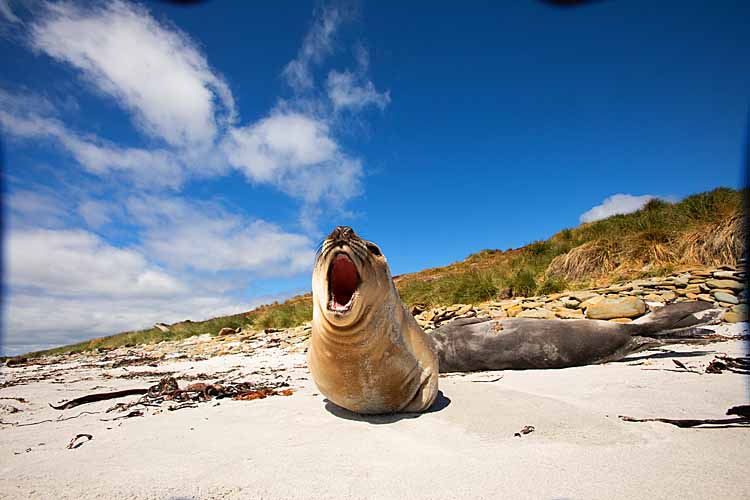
xmin=1 ymin=324 xmax=748 ymax=500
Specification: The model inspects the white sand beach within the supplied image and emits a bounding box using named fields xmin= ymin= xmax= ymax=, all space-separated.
xmin=1 ymin=324 xmax=748 ymax=500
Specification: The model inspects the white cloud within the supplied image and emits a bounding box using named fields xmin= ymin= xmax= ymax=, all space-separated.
xmin=327 ymin=69 xmax=390 ymax=111
xmin=78 ymin=199 xmax=118 ymax=228
xmin=3 ymin=290 xmax=254 ymax=357
xmin=5 ymin=228 xmax=187 ymax=298
xmin=579 ymin=193 xmax=668 ymax=223
xmin=126 ymin=196 xmax=316 ymax=276
xmin=29 ymin=1 xmax=235 ymax=147
xmin=4 ymin=189 xmax=71 ymax=228
xmin=0 ymin=107 xmax=184 ymax=189
xmin=282 ymin=4 xmax=344 ymax=92
xmin=222 ymin=111 xmax=362 ymax=204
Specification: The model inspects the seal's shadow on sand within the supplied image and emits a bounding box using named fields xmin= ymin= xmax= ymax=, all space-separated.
xmin=324 ymin=390 xmax=451 ymax=424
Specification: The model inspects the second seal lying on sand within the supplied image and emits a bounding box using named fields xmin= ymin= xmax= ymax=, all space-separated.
xmin=308 ymin=226 xmax=723 ymax=415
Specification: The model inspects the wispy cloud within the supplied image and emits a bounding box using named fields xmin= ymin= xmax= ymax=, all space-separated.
xmin=327 ymin=46 xmax=390 ymax=111
xmin=0 ymin=105 xmax=185 ymax=189
xmin=0 ymin=0 xmax=20 ymax=24
xmin=29 ymin=1 xmax=236 ymax=147
xmin=282 ymin=3 xmax=345 ymax=92
xmin=579 ymin=193 xmax=672 ymax=223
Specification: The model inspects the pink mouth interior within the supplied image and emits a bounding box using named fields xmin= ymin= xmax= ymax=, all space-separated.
xmin=330 ymin=254 xmax=358 ymax=310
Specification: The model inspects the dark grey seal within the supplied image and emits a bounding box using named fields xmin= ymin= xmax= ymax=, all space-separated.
xmin=432 ymin=301 xmax=722 ymax=372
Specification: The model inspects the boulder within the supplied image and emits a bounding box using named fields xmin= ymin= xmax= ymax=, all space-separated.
xmin=713 ymin=291 xmax=738 ymax=305
xmin=713 ymin=270 xmax=739 ymax=279
xmin=706 ymin=279 xmax=744 ymax=291
xmin=553 ymin=308 xmax=584 ymax=319
xmin=585 ymin=297 xmax=647 ymax=320
xmin=517 ymin=308 xmax=556 ymax=319
xmin=506 ymin=304 xmax=523 ymax=317
xmin=579 ymin=295 xmax=605 ymax=310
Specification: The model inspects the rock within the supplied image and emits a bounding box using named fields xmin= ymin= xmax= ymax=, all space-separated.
xmin=659 ymin=291 xmax=677 ymax=301
xmin=409 ymin=304 xmax=426 ymax=316
xmin=506 ymin=304 xmax=523 ymax=317
xmin=579 ymin=295 xmax=605 ymax=310
xmin=724 ymin=304 xmax=749 ymax=323
xmin=455 ymin=304 xmax=473 ymax=316
xmin=713 ymin=270 xmax=739 ymax=279
xmin=713 ymin=292 xmax=738 ymax=305
xmin=154 ymin=323 xmax=170 ymax=332
xmin=608 ymin=318 xmax=632 ymax=323
xmin=644 ymin=293 xmax=663 ymax=301
xmin=517 ymin=308 xmax=556 ymax=319
xmin=490 ymin=308 xmax=508 ymax=319
xmin=561 ymin=297 xmax=580 ymax=309
xmin=697 ymin=293 xmax=714 ymax=302
xmin=723 ymin=312 xmax=743 ymax=323
xmin=420 ymin=310 xmax=436 ymax=322
xmin=706 ymin=279 xmax=744 ymax=291
xmin=672 ymin=276 xmax=690 ymax=286
xmin=586 ymin=297 xmax=647 ymax=320
xmin=553 ymin=308 xmax=584 ymax=319
xmin=567 ymin=291 xmax=599 ymax=301
xmin=521 ymin=301 xmax=544 ymax=309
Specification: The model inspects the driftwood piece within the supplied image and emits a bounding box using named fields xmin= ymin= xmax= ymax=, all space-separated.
xmin=619 ymin=405 xmax=750 ymax=428
xmin=50 ymin=388 xmax=149 ymax=410
xmin=67 ymin=434 xmax=93 ymax=449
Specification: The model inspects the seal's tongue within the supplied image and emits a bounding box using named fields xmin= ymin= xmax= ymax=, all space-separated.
xmin=330 ymin=254 xmax=358 ymax=310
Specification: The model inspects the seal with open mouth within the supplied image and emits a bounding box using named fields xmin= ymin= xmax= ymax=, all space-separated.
xmin=307 ymin=226 xmax=439 ymax=414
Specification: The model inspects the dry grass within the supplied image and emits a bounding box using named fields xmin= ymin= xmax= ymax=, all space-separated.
xmin=675 ymin=213 xmax=745 ymax=266
xmin=546 ymin=239 xmax=620 ymax=282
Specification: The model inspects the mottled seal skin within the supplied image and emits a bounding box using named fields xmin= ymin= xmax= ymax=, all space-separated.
xmin=432 ymin=301 xmax=719 ymax=372
xmin=308 ymin=226 xmax=439 ymax=415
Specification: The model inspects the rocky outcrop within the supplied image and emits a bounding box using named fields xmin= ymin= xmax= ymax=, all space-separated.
xmin=413 ymin=264 xmax=747 ymax=331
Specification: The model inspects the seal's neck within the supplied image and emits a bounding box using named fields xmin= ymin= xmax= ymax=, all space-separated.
xmin=313 ymin=300 xmax=401 ymax=349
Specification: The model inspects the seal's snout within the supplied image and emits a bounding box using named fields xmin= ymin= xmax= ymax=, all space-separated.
xmin=328 ymin=226 xmax=355 ymax=246
xmin=329 ymin=253 xmax=359 ymax=312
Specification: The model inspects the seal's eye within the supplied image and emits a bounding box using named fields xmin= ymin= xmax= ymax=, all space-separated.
xmin=365 ymin=242 xmax=382 ymax=256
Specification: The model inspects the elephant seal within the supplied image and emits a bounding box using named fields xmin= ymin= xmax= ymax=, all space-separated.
xmin=432 ymin=300 xmax=719 ymax=372
xmin=309 ymin=227 xmax=722 ymax=414
xmin=307 ymin=226 xmax=439 ymax=414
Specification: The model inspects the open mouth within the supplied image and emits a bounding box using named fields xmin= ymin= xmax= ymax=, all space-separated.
xmin=328 ymin=253 xmax=360 ymax=313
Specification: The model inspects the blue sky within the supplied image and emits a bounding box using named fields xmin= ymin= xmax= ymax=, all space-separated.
xmin=1 ymin=0 xmax=748 ymax=355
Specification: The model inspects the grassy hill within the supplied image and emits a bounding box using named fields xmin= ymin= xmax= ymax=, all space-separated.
xmin=11 ymin=187 xmax=746 ymax=360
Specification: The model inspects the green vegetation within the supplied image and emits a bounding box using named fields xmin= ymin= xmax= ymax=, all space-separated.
xmin=247 ymin=299 xmax=313 ymax=330
xmin=12 ymin=187 xmax=745 ymax=360
xmin=399 ymin=270 xmax=498 ymax=306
